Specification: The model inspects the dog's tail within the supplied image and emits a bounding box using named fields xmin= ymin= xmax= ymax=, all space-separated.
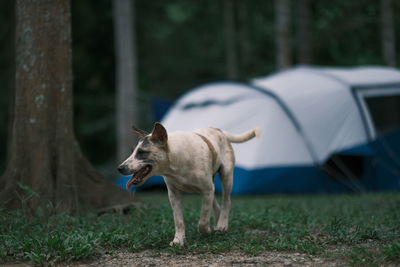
xmin=223 ymin=128 xmax=261 ymax=143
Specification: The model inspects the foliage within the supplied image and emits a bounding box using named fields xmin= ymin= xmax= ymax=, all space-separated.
xmin=0 ymin=192 xmax=399 ymax=266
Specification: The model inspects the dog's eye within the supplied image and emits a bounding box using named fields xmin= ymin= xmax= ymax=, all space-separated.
xmin=137 ymin=149 xmax=149 ymax=156
xmin=135 ymin=149 xmax=150 ymax=160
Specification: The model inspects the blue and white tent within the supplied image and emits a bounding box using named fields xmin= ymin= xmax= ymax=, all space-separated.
xmin=117 ymin=66 xmax=400 ymax=194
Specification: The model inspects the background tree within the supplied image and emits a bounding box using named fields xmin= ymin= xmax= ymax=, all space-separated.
xmin=380 ymin=0 xmax=397 ymax=67
xmin=275 ymin=0 xmax=292 ymax=69
xmin=0 ymin=0 xmax=134 ymax=211
xmin=297 ymin=0 xmax=313 ymax=64
xmin=237 ymin=0 xmax=251 ymax=77
xmin=113 ymin=0 xmax=139 ymax=164
xmin=224 ymin=0 xmax=239 ymax=79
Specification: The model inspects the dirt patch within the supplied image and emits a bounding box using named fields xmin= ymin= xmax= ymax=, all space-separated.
xmin=60 ymin=250 xmax=342 ymax=267
xmin=1 ymin=250 xmax=344 ymax=267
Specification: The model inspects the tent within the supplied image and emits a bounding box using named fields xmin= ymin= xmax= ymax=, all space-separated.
xmin=116 ymin=66 xmax=400 ymax=194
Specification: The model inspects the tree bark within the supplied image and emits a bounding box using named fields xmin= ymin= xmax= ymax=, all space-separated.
xmin=297 ymin=0 xmax=313 ymax=64
xmin=224 ymin=0 xmax=239 ymax=79
xmin=380 ymin=0 xmax=397 ymax=67
xmin=6 ymin=5 xmax=16 ymax=172
xmin=0 ymin=0 xmax=135 ymax=212
xmin=113 ymin=0 xmax=139 ymax=164
xmin=275 ymin=0 xmax=292 ymax=70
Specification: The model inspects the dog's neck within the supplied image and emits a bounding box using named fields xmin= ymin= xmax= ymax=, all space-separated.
xmin=156 ymin=134 xmax=196 ymax=179
xmin=159 ymin=156 xmax=178 ymax=177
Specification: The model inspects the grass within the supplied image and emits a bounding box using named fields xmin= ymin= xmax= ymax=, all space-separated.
xmin=1 ymin=191 xmax=399 ymax=266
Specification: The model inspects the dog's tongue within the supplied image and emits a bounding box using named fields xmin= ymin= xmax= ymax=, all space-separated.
xmin=126 ymin=175 xmax=136 ymax=190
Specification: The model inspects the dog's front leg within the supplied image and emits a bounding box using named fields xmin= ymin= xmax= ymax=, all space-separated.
xmin=198 ymin=190 xmax=214 ymax=234
xmin=167 ymin=189 xmax=185 ymax=246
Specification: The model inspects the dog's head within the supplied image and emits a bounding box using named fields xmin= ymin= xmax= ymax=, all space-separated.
xmin=118 ymin=122 xmax=168 ymax=189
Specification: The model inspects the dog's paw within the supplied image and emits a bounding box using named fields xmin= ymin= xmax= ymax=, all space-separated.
xmin=214 ymin=224 xmax=229 ymax=232
xmin=198 ymin=224 xmax=211 ymax=234
xmin=169 ymin=237 xmax=185 ymax=247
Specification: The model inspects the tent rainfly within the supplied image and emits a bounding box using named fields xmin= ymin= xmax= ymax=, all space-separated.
xmin=117 ymin=66 xmax=400 ymax=194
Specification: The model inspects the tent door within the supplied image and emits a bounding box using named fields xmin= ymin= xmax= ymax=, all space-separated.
xmin=324 ymin=154 xmax=366 ymax=180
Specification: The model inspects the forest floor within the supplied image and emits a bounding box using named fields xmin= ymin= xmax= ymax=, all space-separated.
xmin=75 ymin=250 xmax=343 ymax=266
xmin=4 ymin=250 xmax=344 ymax=267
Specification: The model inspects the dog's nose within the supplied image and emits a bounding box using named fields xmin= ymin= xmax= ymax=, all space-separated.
xmin=118 ymin=165 xmax=128 ymax=175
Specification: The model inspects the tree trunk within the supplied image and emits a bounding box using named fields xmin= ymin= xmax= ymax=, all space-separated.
xmin=238 ymin=0 xmax=251 ymax=71
xmin=6 ymin=8 xmax=15 ymax=171
xmin=275 ymin=0 xmax=292 ymax=70
xmin=380 ymin=0 xmax=397 ymax=67
xmin=297 ymin=0 xmax=312 ymax=64
xmin=113 ymin=0 xmax=139 ymax=164
xmin=0 ymin=0 xmax=135 ymax=212
xmin=224 ymin=0 xmax=239 ymax=79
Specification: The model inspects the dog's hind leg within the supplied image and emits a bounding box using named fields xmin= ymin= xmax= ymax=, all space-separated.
xmin=215 ymin=167 xmax=233 ymax=231
xmin=198 ymin=189 xmax=214 ymax=234
xmin=212 ymin=196 xmax=220 ymax=226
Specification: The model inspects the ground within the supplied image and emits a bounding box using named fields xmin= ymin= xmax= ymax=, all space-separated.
xmin=4 ymin=250 xmax=343 ymax=267
xmin=89 ymin=250 xmax=345 ymax=267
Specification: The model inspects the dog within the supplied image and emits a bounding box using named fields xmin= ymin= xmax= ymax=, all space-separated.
xmin=118 ymin=122 xmax=260 ymax=246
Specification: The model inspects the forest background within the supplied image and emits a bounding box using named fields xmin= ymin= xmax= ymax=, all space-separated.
xmin=0 ymin=0 xmax=398 ymax=179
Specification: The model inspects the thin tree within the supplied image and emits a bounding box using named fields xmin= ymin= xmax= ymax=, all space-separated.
xmin=224 ymin=0 xmax=239 ymax=79
xmin=275 ymin=0 xmax=292 ymax=70
xmin=380 ymin=0 xmax=397 ymax=67
xmin=0 ymin=0 xmax=134 ymax=212
xmin=113 ymin=0 xmax=139 ymax=164
xmin=238 ymin=0 xmax=251 ymax=71
xmin=297 ymin=0 xmax=313 ymax=64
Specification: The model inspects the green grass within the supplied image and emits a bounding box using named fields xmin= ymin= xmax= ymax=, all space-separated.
xmin=1 ymin=191 xmax=399 ymax=266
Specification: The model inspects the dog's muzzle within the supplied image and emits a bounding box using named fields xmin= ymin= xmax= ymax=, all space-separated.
xmin=118 ymin=164 xmax=131 ymax=175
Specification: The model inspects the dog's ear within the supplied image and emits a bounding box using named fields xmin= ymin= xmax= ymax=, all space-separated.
xmin=132 ymin=125 xmax=148 ymax=138
xmin=150 ymin=122 xmax=168 ymax=145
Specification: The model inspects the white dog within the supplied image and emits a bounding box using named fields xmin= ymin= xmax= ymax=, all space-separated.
xmin=118 ymin=122 xmax=260 ymax=246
